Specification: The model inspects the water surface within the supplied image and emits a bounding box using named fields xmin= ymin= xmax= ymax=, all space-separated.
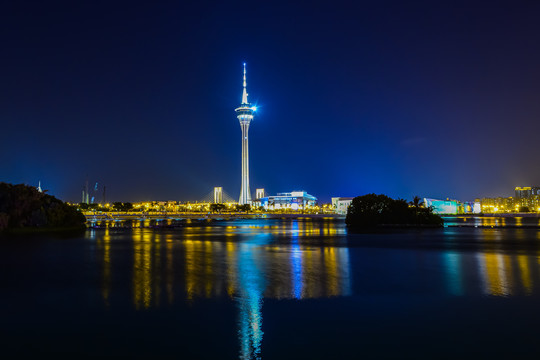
xmin=2 ymin=218 xmax=540 ymax=358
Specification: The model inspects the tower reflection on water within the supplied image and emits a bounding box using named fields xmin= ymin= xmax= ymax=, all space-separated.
xmin=92 ymin=220 xmax=352 ymax=360
xmin=92 ymin=220 xmax=540 ymax=358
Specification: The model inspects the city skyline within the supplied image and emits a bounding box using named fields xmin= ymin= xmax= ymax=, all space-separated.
xmin=2 ymin=1 xmax=540 ymax=203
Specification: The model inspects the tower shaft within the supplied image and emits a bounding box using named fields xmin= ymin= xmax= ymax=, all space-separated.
xmin=239 ymin=122 xmax=251 ymax=204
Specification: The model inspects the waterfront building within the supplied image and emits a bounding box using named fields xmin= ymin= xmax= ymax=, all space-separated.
xmin=475 ymin=187 xmax=540 ymax=213
xmin=255 ymin=188 xmax=265 ymax=199
xmin=235 ymin=63 xmax=257 ymax=205
xmin=515 ymin=186 xmax=540 ymax=199
xmin=423 ymin=198 xmax=463 ymax=214
xmin=475 ymin=197 xmax=514 ymax=213
xmin=214 ymin=187 xmax=223 ymax=203
xmin=258 ymin=191 xmax=317 ymax=210
xmin=515 ymin=187 xmax=533 ymax=199
xmin=331 ymin=197 xmax=353 ymax=215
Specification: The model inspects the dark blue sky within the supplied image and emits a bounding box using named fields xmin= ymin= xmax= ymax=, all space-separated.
xmin=2 ymin=1 xmax=540 ymax=203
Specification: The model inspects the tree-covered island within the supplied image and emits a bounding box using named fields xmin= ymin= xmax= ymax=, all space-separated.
xmin=345 ymin=194 xmax=443 ymax=229
xmin=0 ymin=182 xmax=86 ymax=233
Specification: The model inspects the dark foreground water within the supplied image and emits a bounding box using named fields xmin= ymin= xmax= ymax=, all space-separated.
xmin=2 ymin=218 xmax=540 ymax=359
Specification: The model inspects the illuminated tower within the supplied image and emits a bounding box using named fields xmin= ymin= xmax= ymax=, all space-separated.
xmin=235 ymin=63 xmax=257 ymax=204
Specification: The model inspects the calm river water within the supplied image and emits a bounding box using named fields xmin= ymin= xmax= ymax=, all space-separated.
xmin=2 ymin=218 xmax=540 ymax=358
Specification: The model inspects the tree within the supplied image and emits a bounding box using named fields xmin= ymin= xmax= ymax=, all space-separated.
xmin=235 ymin=204 xmax=251 ymax=212
xmin=0 ymin=182 xmax=86 ymax=231
xmin=87 ymin=203 xmax=100 ymax=210
xmin=409 ymin=196 xmax=424 ymax=224
xmin=112 ymin=202 xmax=124 ymax=211
xmin=409 ymin=196 xmax=423 ymax=208
xmin=346 ymin=193 xmax=443 ymax=229
xmin=210 ymin=203 xmax=226 ymax=213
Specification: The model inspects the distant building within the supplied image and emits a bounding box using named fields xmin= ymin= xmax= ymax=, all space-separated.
xmin=331 ymin=197 xmax=353 ymax=215
xmin=461 ymin=201 xmax=481 ymax=214
xmin=259 ymin=191 xmax=317 ymax=210
xmin=515 ymin=187 xmax=532 ymax=199
xmin=476 ymin=197 xmax=514 ymax=213
xmin=255 ymin=188 xmax=265 ymax=199
xmin=214 ymin=187 xmax=223 ymax=203
xmin=515 ymin=186 xmax=540 ymax=199
xmin=424 ymin=198 xmax=462 ymax=214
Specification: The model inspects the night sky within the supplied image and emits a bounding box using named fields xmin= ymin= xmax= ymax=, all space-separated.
xmin=2 ymin=1 xmax=540 ymax=203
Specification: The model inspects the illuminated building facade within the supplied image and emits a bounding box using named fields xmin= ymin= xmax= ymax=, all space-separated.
xmin=475 ymin=186 xmax=540 ymax=213
xmin=331 ymin=197 xmax=353 ymax=215
xmin=255 ymin=188 xmax=265 ymax=199
xmin=515 ymin=186 xmax=540 ymax=199
xmin=477 ymin=195 xmax=540 ymax=213
xmin=515 ymin=187 xmax=533 ymax=199
xmin=235 ymin=63 xmax=257 ymax=205
xmin=258 ymin=191 xmax=317 ymax=210
xmin=214 ymin=187 xmax=223 ymax=203
xmin=423 ymin=198 xmax=463 ymax=214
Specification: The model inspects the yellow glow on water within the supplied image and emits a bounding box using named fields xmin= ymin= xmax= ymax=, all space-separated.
xmin=94 ymin=220 xmax=352 ymax=309
xmin=518 ymin=255 xmax=532 ymax=295
xmin=324 ymin=247 xmax=339 ymax=296
xmin=184 ymin=239 xmax=196 ymax=301
xmin=484 ymin=253 xmax=506 ymax=296
xmin=226 ymin=242 xmax=238 ymax=297
xmin=502 ymin=254 xmax=513 ymax=295
xmin=133 ymin=231 xmax=153 ymax=309
xmin=98 ymin=227 xmax=111 ymax=306
xmin=153 ymin=239 xmax=161 ymax=306
xmin=166 ymin=238 xmax=174 ymax=304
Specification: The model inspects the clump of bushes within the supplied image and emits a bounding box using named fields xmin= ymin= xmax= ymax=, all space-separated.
xmin=345 ymin=194 xmax=443 ymax=229
xmin=0 ymin=182 xmax=86 ymax=232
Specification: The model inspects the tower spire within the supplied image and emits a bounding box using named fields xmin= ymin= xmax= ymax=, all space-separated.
xmin=242 ymin=62 xmax=249 ymax=104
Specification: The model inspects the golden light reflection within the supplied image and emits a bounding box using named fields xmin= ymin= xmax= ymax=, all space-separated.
xmin=96 ymin=227 xmax=111 ymax=306
xmin=518 ymin=255 xmax=532 ymax=295
xmin=483 ymin=253 xmax=508 ymax=296
xmin=180 ymin=240 xmax=350 ymax=300
xmin=475 ymin=250 xmax=539 ymax=297
xmin=165 ymin=234 xmax=174 ymax=304
xmin=91 ymin=219 xmax=540 ymax=360
xmin=94 ymin=220 xmax=540 ymax=306
xmin=133 ymin=230 xmax=153 ymax=309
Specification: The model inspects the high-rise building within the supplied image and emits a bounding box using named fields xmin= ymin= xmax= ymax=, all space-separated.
xmin=82 ymin=177 xmax=89 ymax=204
xmin=214 ymin=187 xmax=223 ymax=203
xmin=515 ymin=187 xmax=533 ymax=198
xmin=255 ymin=188 xmax=265 ymax=199
xmin=235 ymin=63 xmax=257 ymax=205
